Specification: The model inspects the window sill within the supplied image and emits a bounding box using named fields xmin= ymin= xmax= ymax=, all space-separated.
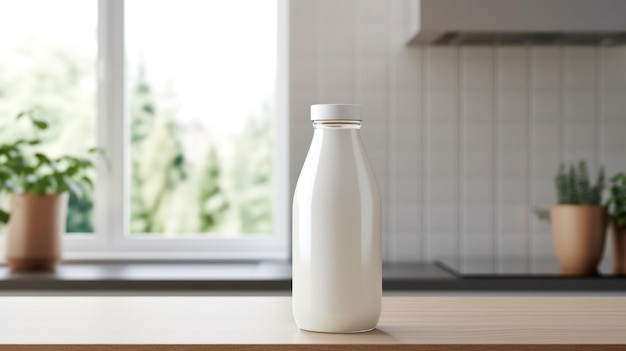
xmin=0 ymin=261 xmax=451 ymax=292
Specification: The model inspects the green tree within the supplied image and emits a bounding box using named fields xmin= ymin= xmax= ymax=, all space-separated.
xmin=198 ymin=146 xmax=229 ymax=231
xmin=232 ymin=99 xmax=274 ymax=234
xmin=129 ymin=64 xmax=187 ymax=233
xmin=129 ymin=64 xmax=156 ymax=232
xmin=66 ymin=192 xmax=94 ymax=232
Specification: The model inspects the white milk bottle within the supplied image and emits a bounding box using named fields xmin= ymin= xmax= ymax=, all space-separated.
xmin=292 ymin=104 xmax=382 ymax=333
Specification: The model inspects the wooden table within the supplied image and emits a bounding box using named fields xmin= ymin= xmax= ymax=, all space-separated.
xmin=1 ymin=296 xmax=625 ymax=350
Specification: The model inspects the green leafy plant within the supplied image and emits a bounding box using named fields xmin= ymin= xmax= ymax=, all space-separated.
xmin=607 ymin=172 xmax=626 ymax=230
xmin=534 ymin=160 xmax=605 ymax=221
xmin=0 ymin=110 xmax=102 ymax=224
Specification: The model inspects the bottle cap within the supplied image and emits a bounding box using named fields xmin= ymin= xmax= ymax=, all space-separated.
xmin=310 ymin=104 xmax=361 ymax=121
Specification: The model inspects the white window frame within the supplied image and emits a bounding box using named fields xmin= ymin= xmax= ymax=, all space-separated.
xmin=59 ymin=0 xmax=290 ymax=261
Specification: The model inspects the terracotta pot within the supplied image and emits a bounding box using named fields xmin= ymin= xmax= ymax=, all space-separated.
xmin=550 ymin=205 xmax=607 ymax=276
xmin=6 ymin=193 xmax=69 ymax=272
xmin=612 ymin=224 xmax=626 ymax=275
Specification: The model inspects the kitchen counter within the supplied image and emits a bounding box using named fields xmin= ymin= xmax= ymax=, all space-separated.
xmin=1 ymin=296 xmax=625 ymax=350
xmin=1 ymin=261 xmax=625 ymax=293
xmin=0 ymin=261 xmax=453 ymax=292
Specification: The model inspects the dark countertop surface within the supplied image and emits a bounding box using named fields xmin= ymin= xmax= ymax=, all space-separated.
xmin=0 ymin=261 xmax=452 ymax=292
xmin=0 ymin=261 xmax=624 ymax=292
xmin=436 ymin=257 xmax=617 ymax=276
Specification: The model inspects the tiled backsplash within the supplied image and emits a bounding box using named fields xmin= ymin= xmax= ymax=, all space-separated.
xmin=289 ymin=0 xmax=626 ymax=270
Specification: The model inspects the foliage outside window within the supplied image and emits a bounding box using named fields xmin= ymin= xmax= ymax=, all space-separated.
xmin=0 ymin=0 xmax=277 ymax=237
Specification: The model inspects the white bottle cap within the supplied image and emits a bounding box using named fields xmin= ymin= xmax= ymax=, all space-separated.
xmin=311 ymin=104 xmax=361 ymax=121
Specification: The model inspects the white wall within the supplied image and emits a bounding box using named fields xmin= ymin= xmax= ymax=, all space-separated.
xmin=289 ymin=0 xmax=626 ymax=270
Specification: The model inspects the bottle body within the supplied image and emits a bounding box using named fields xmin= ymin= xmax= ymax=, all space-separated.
xmin=292 ymin=120 xmax=382 ymax=333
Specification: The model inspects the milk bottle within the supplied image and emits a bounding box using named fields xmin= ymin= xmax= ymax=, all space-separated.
xmin=292 ymin=104 xmax=382 ymax=333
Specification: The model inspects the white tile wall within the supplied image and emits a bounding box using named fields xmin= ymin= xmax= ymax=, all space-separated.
xmin=289 ymin=0 xmax=626 ymax=268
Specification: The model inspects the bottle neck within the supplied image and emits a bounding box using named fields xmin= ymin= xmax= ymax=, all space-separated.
xmin=312 ymin=120 xmax=361 ymax=130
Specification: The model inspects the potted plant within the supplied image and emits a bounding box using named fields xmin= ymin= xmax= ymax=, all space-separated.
xmin=607 ymin=172 xmax=626 ymax=275
xmin=0 ymin=110 xmax=99 ymax=272
xmin=545 ymin=161 xmax=607 ymax=275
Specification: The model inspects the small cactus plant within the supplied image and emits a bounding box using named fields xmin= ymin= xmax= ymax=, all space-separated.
xmin=555 ymin=161 xmax=605 ymax=205
xmin=535 ymin=160 xmax=605 ymax=221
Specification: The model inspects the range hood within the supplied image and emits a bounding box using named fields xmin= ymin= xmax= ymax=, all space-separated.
xmin=405 ymin=0 xmax=626 ymax=45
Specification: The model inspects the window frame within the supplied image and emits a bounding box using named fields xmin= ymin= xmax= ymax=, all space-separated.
xmin=24 ymin=0 xmax=290 ymax=261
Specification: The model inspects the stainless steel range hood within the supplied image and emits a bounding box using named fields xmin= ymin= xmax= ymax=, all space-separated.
xmin=405 ymin=0 xmax=626 ymax=45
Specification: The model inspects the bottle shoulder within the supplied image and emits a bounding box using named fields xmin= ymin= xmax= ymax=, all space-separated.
xmin=295 ymin=129 xmax=379 ymax=192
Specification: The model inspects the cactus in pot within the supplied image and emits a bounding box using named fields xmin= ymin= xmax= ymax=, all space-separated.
xmin=547 ymin=161 xmax=607 ymax=275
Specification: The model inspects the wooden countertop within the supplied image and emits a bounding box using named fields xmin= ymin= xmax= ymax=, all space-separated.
xmin=1 ymin=296 xmax=625 ymax=350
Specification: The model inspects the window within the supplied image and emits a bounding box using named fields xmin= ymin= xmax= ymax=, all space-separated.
xmin=0 ymin=0 xmax=288 ymax=260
